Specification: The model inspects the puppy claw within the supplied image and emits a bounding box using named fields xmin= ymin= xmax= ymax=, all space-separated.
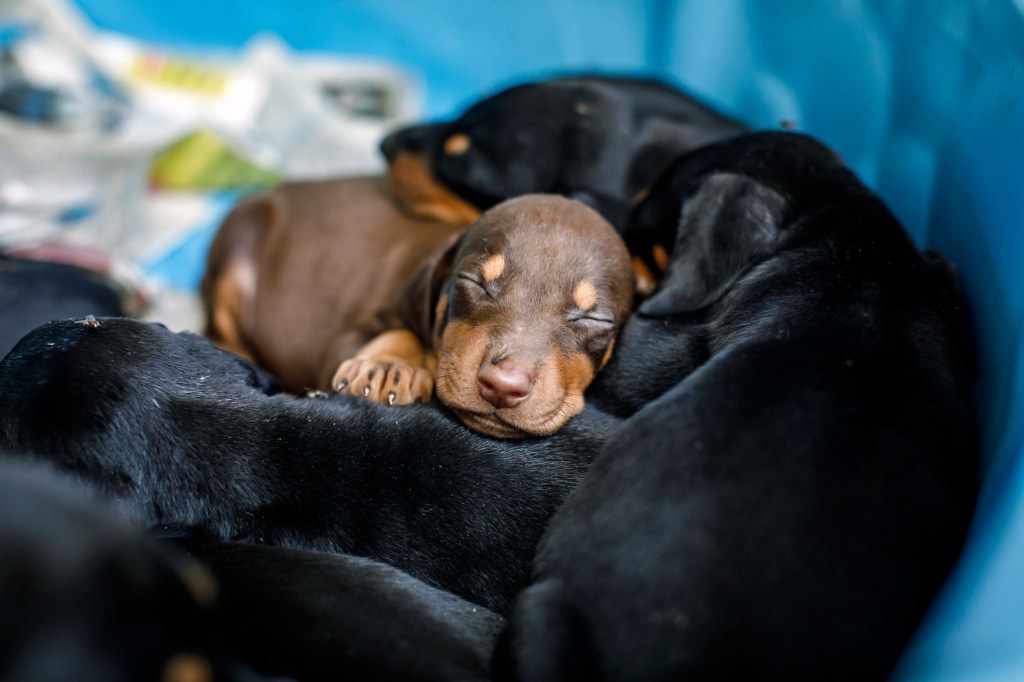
xmin=388 ymin=391 xmax=397 ymax=405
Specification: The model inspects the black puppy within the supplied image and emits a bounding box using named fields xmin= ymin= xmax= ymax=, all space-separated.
xmin=176 ymin=538 xmax=504 ymax=681
xmin=0 ymin=460 xmax=258 ymax=682
xmin=0 ymin=254 xmax=126 ymax=359
xmin=0 ymin=457 xmax=503 ymax=681
xmin=0 ymin=317 xmax=618 ymax=615
xmin=495 ymin=132 xmax=979 ymax=680
xmin=382 ymin=75 xmax=746 ymax=229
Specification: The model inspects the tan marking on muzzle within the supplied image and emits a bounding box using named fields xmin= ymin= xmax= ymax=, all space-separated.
xmin=599 ymin=338 xmax=616 ymax=370
xmin=387 ymin=152 xmax=482 ymax=225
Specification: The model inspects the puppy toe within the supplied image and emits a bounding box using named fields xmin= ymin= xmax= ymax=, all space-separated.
xmin=331 ymin=359 xmax=360 ymax=394
xmin=350 ymin=362 xmax=388 ymax=403
xmin=384 ymin=363 xmax=434 ymax=405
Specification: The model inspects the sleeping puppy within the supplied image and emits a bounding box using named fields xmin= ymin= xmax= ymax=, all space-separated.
xmin=206 ymin=189 xmax=633 ymax=438
xmin=331 ymin=194 xmax=634 ymax=438
xmin=0 ymin=461 xmax=258 ymax=682
xmin=381 ymin=74 xmax=747 ymax=230
xmin=176 ymin=538 xmax=504 ymax=682
xmin=494 ymin=132 xmax=980 ymax=680
xmin=0 ymin=458 xmax=503 ymax=681
xmin=0 ymin=317 xmax=619 ymax=614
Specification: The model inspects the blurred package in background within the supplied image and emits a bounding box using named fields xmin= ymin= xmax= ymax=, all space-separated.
xmin=0 ymin=0 xmax=419 ymax=328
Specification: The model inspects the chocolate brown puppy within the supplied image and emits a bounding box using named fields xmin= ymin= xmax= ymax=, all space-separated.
xmin=332 ymin=194 xmax=634 ymax=438
xmin=205 ymin=188 xmax=633 ymax=438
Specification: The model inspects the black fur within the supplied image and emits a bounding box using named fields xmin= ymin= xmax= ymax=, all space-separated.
xmin=0 ymin=460 xmax=261 ymax=682
xmin=381 ymin=75 xmax=746 ymax=228
xmin=495 ymin=132 xmax=979 ymax=680
xmin=175 ymin=537 xmax=504 ymax=681
xmin=0 ymin=317 xmax=618 ymax=615
xmin=0 ymin=255 xmax=125 ymax=360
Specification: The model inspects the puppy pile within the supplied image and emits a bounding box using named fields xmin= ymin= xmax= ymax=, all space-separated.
xmin=0 ymin=75 xmax=977 ymax=681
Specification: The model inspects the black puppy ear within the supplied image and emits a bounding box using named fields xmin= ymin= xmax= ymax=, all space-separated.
xmin=638 ymin=173 xmax=788 ymax=317
xmin=394 ymin=231 xmax=465 ymax=345
xmin=568 ymin=190 xmax=629 ymax=232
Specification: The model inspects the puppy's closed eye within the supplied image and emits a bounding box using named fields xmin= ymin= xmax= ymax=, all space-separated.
xmin=456 ymin=273 xmax=494 ymax=298
xmin=567 ymin=312 xmax=616 ymax=330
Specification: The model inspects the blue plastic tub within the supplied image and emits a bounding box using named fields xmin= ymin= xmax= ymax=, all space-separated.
xmin=72 ymin=1 xmax=1024 ymax=677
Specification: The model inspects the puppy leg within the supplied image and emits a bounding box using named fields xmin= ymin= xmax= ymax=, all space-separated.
xmin=330 ymin=329 xmax=435 ymax=405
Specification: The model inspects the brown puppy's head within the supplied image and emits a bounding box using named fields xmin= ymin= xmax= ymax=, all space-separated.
xmin=430 ymin=195 xmax=634 ymax=439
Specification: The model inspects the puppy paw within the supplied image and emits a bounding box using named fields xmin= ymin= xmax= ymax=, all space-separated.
xmin=331 ymin=358 xmax=433 ymax=406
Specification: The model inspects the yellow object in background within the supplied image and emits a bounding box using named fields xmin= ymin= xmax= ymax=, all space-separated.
xmin=151 ymin=130 xmax=280 ymax=191
xmin=130 ymin=54 xmax=229 ymax=96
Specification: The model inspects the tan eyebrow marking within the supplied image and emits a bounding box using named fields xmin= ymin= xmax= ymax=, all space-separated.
xmin=481 ymin=253 xmax=505 ymax=282
xmin=573 ymin=280 xmax=599 ymax=311
xmin=444 ymin=133 xmax=471 ymax=156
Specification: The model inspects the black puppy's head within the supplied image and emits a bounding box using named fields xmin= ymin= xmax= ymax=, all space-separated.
xmin=625 ymin=132 xmax=862 ymax=317
xmin=0 ymin=318 xmax=279 ymax=454
xmin=381 ymin=76 xmax=745 ymax=229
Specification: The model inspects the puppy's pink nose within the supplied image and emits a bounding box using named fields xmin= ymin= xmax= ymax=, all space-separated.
xmin=478 ymin=358 xmax=533 ymax=409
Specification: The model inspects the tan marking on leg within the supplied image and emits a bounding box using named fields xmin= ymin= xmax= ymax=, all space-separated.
xmin=632 ymin=256 xmax=657 ymax=297
xmin=162 ymin=653 xmax=212 ymax=682
xmin=482 ymin=253 xmax=505 ymax=282
xmin=573 ymin=280 xmax=598 ymax=310
xmin=629 ymin=186 xmax=650 ymax=209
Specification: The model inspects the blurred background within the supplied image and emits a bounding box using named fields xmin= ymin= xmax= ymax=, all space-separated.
xmin=1 ymin=0 xmax=1022 ymax=679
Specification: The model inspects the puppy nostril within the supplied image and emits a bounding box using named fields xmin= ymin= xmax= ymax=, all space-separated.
xmin=478 ymin=361 xmax=533 ymax=409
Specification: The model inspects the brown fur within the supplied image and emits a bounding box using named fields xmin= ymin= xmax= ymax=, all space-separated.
xmin=202 ymin=176 xmax=469 ymax=393
xmin=204 ymin=188 xmax=633 ymax=438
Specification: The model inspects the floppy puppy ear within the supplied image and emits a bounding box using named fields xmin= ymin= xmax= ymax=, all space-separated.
xmin=567 ymin=190 xmax=629 ymax=232
xmin=394 ymin=231 xmax=465 ymax=345
xmin=638 ymin=173 xmax=789 ymax=317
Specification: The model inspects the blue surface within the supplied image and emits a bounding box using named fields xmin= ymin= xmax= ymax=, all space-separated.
xmin=73 ymin=1 xmax=1024 ymax=678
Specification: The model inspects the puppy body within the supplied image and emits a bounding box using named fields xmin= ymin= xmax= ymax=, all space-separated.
xmin=496 ymin=133 xmax=979 ymax=680
xmin=0 ymin=461 xmax=256 ymax=682
xmin=202 ymin=175 xmax=468 ymax=393
xmin=0 ymin=456 xmax=505 ymax=681
xmin=0 ymin=318 xmax=618 ymax=614
xmin=176 ymin=538 xmax=504 ymax=682
xmin=207 ymin=185 xmax=634 ymax=438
